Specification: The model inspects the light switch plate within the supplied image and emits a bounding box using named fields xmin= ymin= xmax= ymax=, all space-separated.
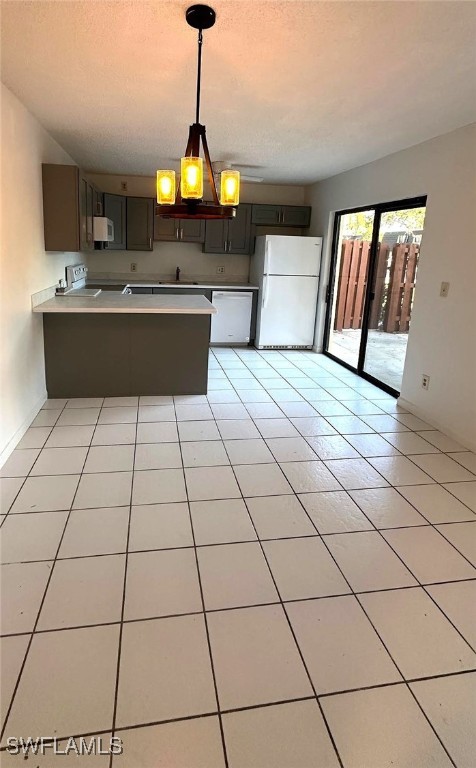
xmin=440 ymin=281 xmax=450 ymax=297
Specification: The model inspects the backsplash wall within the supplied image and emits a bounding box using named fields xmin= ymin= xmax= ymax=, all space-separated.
xmin=87 ymin=241 xmax=251 ymax=283
xmin=85 ymin=173 xmax=307 ymax=283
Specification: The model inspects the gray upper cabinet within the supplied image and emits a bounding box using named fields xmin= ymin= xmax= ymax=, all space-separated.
xmin=104 ymin=193 xmax=126 ymax=250
xmin=126 ymin=197 xmax=154 ymax=250
xmin=203 ymin=217 xmax=228 ymax=254
xmin=154 ymin=216 xmax=205 ymax=243
xmin=228 ymin=203 xmax=252 ymax=254
xmin=281 ymin=206 xmax=311 ymax=227
xmin=252 ymin=204 xmax=311 ymax=228
xmin=43 ymin=164 xmax=103 ymax=252
xmin=93 ymin=188 xmax=103 ymax=217
xmin=203 ymin=204 xmax=252 ymax=255
xmin=251 ymin=205 xmax=280 ymax=227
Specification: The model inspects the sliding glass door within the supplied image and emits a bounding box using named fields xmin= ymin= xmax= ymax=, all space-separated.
xmin=324 ymin=197 xmax=426 ymax=395
xmin=326 ymin=209 xmax=375 ymax=369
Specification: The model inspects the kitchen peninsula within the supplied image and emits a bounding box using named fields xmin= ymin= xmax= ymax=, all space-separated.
xmin=33 ymin=293 xmax=216 ymax=397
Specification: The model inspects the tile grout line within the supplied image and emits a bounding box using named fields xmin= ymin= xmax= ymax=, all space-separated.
xmin=175 ymin=394 xmax=230 ymax=768
xmin=108 ymin=407 xmax=138 ymax=768
xmin=3 ymin=521 xmax=474 ymax=567
xmin=2 ymin=577 xmax=476 ymax=639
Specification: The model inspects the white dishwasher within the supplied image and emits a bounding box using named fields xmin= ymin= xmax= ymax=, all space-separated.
xmin=210 ymin=291 xmax=253 ymax=344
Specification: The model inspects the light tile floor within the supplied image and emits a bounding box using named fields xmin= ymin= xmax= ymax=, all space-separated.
xmin=0 ymin=348 xmax=475 ymax=768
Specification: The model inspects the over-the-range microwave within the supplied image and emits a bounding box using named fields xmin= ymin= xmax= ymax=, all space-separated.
xmin=93 ymin=216 xmax=114 ymax=242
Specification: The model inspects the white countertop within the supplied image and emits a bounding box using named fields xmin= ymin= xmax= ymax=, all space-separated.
xmin=33 ymin=293 xmax=217 ymax=314
xmin=129 ymin=283 xmax=260 ymax=290
xmin=88 ymin=279 xmax=259 ymax=290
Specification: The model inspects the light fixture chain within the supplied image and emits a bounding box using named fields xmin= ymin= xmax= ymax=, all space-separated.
xmin=195 ymin=29 xmax=203 ymax=124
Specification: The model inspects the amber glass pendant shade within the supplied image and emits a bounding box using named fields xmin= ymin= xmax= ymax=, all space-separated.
xmin=220 ymin=170 xmax=240 ymax=206
xmin=180 ymin=157 xmax=203 ymax=199
xmin=155 ymin=7 xmax=239 ymax=220
xmin=156 ymin=171 xmax=176 ymax=204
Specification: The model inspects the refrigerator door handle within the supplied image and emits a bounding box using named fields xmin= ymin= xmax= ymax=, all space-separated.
xmin=262 ymin=277 xmax=270 ymax=309
xmin=263 ymin=241 xmax=269 ymax=275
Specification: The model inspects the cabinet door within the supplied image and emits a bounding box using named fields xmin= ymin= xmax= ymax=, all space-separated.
xmin=86 ymin=182 xmax=94 ymax=248
xmin=203 ymin=217 xmax=228 ymax=253
xmin=281 ymin=206 xmax=311 ymax=227
xmin=127 ymin=197 xmax=154 ymax=250
xmin=42 ymin=164 xmax=81 ymax=252
xmin=79 ymin=178 xmax=89 ymax=251
xmin=251 ymin=204 xmax=280 ymax=226
xmin=153 ymin=287 xmax=212 ymax=300
xmin=154 ymin=216 xmax=178 ymax=241
xmin=104 ymin=193 xmax=126 ymax=250
xmin=93 ymin=188 xmax=103 ymax=217
xmin=180 ymin=218 xmax=205 ymax=243
xmin=228 ymin=203 xmax=252 ymax=254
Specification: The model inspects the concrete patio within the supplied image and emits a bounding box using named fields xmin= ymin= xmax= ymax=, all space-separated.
xmin=328 ymin=329 xmax=409 ymax=391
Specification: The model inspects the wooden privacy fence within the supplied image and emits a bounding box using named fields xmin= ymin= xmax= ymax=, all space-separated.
xmin=334 ymin=239 xmax=419 ymax=333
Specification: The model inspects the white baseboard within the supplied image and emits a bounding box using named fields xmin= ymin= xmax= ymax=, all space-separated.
xmin=0 ymin=391 xmax=47 ymax=468
xmin=397 ymin=397 xmax=476 ymax=452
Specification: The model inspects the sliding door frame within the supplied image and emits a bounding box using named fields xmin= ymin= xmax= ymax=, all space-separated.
xmin=323 ymin=195 xmax=427 ymax=397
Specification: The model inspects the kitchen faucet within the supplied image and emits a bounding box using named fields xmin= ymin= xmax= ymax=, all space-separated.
xmin=175 ymin=266 xmax=181 ymax=282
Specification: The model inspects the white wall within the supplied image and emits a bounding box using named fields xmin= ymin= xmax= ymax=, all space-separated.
xmin=306 ymin=124 xmax=476 ymax=449
xmin=86 ymin=173 xmax=306 ymax=283
xmin=0 ymin=84 xmax=78 ymax=459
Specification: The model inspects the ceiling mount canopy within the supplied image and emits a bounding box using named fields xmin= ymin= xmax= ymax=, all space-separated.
xmin=156 ymin=4 xmax=240 ymax=220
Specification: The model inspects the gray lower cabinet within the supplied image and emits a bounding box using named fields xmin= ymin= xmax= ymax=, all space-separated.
xmin=153 ymin=287 xmax=212 ymax=301
xmin=154 ymin=216 xmax=205 ymax=243
xmin=104 ymin=193 xmax=126 ymax=250
xmin=252 ymin=204 xmax=311 ymax=228
xmin=126 ymin=197 xmax=154 ymax=250
xmin=204 ymin=203 xmax=252 ymax=254
xmin=43 ymin=312 xmax=211 ymax=397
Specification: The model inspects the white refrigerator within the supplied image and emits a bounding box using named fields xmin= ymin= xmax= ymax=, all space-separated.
xmin=250 ymin=235 xmax=322 ymax=349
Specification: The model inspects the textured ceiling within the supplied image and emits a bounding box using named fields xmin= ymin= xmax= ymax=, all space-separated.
xmin=1 ymin=0 xmax=476 ymax=183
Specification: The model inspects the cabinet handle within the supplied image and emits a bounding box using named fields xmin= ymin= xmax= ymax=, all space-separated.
xmin=176 ymin=228 xmax=179 ymax=240
xmin=149 ymin=237 xmax=152 ymax=249
xmin=228 ymin=240 xmax=232 ymax=252
xmin=224 ymin=240 xmax=227 ymax=252
xmin=180 ymin=228 xmax=184 ymax=240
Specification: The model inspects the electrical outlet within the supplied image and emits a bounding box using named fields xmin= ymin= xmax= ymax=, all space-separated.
xmin=440 ymin=281 xmax=450 ymax=297
xmin=217 ymin=266 xmax=225 ymax=274
xmin=121 ymin=181 xmax=128 ymax=192
xmin=130 ymin=263 xmax=137 ymax=272
xmin=422 ymin=374 xmax=430 ymax=391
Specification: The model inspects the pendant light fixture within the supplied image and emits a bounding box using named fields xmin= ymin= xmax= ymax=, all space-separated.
xmin=156 ymin=4 xmax=240 ymax=220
